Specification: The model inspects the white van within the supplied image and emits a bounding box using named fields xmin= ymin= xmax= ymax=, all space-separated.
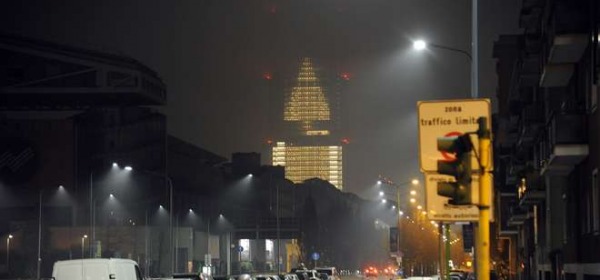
xmin=52 ymin=258 xmax=143 ymax=280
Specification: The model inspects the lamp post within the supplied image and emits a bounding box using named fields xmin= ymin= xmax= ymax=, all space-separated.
xmin=81 ymin=235 xmax=88 ymax=258
xmin=135 ymin=168 xmax=174 ymax=276
xmin=38 ymin=189 xmax=42 ymax=279
xmin=90 ymin=170 xmax=94 ymax=258
xmin=6 ymin=234 xmax=13 ymax=272
xmin=377 ymin=177 xmax=420 ymax=270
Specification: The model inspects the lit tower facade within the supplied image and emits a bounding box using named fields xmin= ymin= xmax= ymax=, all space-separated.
xmin=272 ymin=57 xmax=344 ymax=190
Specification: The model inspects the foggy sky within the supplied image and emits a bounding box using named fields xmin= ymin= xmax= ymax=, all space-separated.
xmin=0 ymin=0 xmax=520 ymax=197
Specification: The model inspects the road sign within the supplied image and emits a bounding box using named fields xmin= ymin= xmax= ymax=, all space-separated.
xmin=425 ymin=173 xmax=479 ymax=221
xmin=311 ymin=252 xmax=320 ymax=261
xmin=417 ymin=99 xmax=491 ymax=172
xmin=462 ymin=224 xmax=474 ymax=252
xmin=425 ymin=173 xmax=494 ymax=221
xmin=237 ymin=246 xmax=244 ymax=252
xmin=389 ymin=227 xmax=398 ymax=253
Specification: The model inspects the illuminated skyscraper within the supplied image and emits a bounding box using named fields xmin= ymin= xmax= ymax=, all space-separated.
xmin=272 ymin=57 xmax=344 ymax=190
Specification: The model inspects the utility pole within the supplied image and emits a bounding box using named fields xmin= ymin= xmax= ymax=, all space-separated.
xmin=476 ymin=117 xmax=491 ymax=280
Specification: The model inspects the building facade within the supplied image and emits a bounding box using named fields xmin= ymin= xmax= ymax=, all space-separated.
xmin=493 ymin=1 xmax=599 ymax=280
xmin=271 ymin=57 xmax=345 ymax=190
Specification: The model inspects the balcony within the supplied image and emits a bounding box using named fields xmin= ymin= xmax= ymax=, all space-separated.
xmin=499 ymin=193 xmax=519 ymax=235
xmin=540 ymin=113 xmax=588 ymax=175
xmin=547 ymin=34 xmax=588 ymax=64
xmin=519 ymin=53 xmax=543 ymax=87
xmin=539 ymin=64 xmax=574 ymax=87
xmin=539 ymin=2 xmax=588 ymax=87
xmin=519 ymin=188 xmax=545 ymax=207
xmin=517 ymin=103 xmax=545 ymax=146
xmin=507 ymin=206 xmax=530 ymax=226
xmin=518 ymin=173 xmax=545 ymax=207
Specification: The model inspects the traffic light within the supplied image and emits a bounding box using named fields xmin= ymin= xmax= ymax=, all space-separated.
xmin=436 ymin=134 xmax=473 ymax=205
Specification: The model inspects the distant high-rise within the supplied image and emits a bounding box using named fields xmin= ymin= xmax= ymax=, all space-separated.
xmin=272 ymin=57 xmax=344 ymax=190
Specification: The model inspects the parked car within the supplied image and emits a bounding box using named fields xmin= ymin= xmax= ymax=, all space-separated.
xmin=449 ymin=270 xmax=469 ymax=280
xmin=315 ymin=267 xmax=340 ymax=280
xmin=52 ymin=258 xmax=143 ymax=280
xmin=173 ymin=273 xmax=214 ymax=280
xmin=283 ymin=273 xmax=300 ymax=280
xmin=292 ymin=270 xmax=321 ymax=280
xmin=230 ymin=274 xmax=252 ymax=280
xmin=254 ymin=274 xmax=283 ymax=280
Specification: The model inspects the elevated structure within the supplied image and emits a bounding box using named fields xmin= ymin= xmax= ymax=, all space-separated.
xmin=272 ymin=57 xmax=344 ymax=190
xmin=0 ymin=34 xmax=166 ymax=110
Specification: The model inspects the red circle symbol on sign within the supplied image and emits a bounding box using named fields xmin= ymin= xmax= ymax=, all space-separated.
xmin=441 ymin=131 xmax=462 ymax=161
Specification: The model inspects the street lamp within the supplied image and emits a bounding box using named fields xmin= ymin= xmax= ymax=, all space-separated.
xmin=377 ymin=177 xmax=420 ymax=269
xmin=81 ymin=235 xmax=88 ymax=258
xmin=130 ymin=168 xmax=174 ymax=276
xmin=6 ymin=234 xmax=13 ymax=272
xmin=411 ymin=38 xmax=475 ymax=99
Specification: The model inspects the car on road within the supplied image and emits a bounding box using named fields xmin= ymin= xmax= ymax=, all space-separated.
xmin=363 ymin=267 xmax=378 ymax=278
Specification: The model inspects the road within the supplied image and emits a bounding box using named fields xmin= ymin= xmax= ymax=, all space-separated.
xmin=341 ymin=275 xmax=439 ymax=280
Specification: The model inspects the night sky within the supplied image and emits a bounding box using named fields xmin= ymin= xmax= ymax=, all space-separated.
xmin=1 ymin=0 xmax=520 ymax=197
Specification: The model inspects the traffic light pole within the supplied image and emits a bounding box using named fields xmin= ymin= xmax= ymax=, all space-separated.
xmin=445 ymin=224 xmax=450 ymax=280
xmin=476 ymin=117 xmax=491 ymax=280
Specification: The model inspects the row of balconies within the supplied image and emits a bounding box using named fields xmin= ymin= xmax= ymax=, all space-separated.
xmin=511 ymin=111 xmax=588 ymax=179
xmin=499 ymin=0 xmax=590 ymax=235
xmin=500 ymin=112 xmax=588 ymax=234
xmin=539 ymin=1 xmax=588 ymax=87
xmin=512 ymin=0 xmax=588 ymax=100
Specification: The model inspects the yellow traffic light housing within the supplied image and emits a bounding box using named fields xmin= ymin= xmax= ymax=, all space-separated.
xmin=436 ymin=134 xmax=473 ymax=205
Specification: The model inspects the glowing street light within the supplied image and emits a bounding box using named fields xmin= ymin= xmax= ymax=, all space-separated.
xmin=6 ymin=234 xmax=13 ymax=271
xmin=413 ymin=40 xmax=427 ymax=50
xmin=81 ymin=235 xmax=88 ymax=257
xmin=411 ymin=37 xmax=475 ymax=100
xmin=379 ymin=191 xmax=384 ymax=197
xmin=412 ymin=39 xmax=472 ymax=61
xmin=124 ymin=166 xmax=133 ymax=171
xmin=410 ymin=198 xmax=416 ymax=204
xmin=410 ymin=190 xmax=417 ymax=196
